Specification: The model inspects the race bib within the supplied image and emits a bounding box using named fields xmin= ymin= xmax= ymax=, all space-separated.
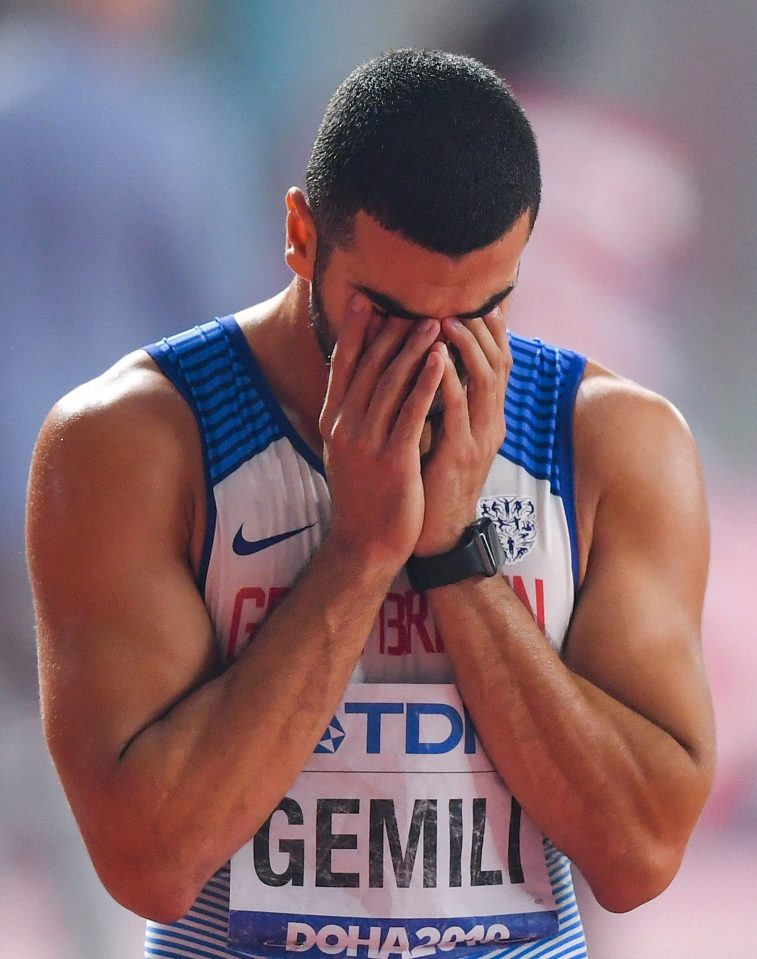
xmin=229 ymin=684 xmax=557 ymax=959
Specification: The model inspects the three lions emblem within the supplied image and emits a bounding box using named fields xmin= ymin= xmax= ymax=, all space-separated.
xmin=479 ymin=495 xmax=537 ymax=564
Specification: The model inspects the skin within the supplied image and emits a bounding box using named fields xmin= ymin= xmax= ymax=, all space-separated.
xmin=27 ymin=187 xmax=715 ymax=923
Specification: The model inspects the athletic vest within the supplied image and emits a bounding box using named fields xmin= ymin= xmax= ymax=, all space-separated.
xmin=142 ymin=315 xmax=588 ymax=959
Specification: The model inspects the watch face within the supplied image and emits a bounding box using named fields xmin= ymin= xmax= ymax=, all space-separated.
xmin=475 ymin=517 xmax=505 ymax=575
xmin=406 ymin=517 xmax=505 ymax=590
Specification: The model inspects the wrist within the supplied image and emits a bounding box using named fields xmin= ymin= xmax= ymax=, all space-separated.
xmin=413 ymin=517 xmax=476 ymax=559
xmin=319 ymin=528 xmax=404 ymax=589
xmin=406 ymin=517 xmax=506 ymax=591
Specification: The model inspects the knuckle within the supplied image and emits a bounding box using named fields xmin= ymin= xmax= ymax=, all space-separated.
xmin=447 ymin=390 xmax=467 ymax=411
xmin=478 ymin=367 xmax=497 ymax=392
xmin=328 ymin=418 xmax=352 ymax=450
xmin=318 ymin=417 xmax=333 ymax=443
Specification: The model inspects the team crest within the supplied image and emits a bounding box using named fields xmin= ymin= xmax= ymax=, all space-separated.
xmin=479 ymin=495 xmax=537 ymax=564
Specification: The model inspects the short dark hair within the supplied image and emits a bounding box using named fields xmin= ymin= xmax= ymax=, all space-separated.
xmin=306 ymin=49 xmax=540 ymax=258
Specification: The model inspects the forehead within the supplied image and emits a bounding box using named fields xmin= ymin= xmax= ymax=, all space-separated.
xmin=333 ymin=210 xmax=530 ymax=318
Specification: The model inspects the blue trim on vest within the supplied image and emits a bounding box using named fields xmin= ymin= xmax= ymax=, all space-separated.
xmin=503 ymin=333 xmax=586 ymax=591
xmin=145 ymin=318 xmax=294 ymax=598
xmin=144 ymin=338 xmax=217 ymax=598
xmin=145 ymin=319 xmax=294 ymax=484
xmin=556 ymin=350 xmax=587 ymax=590
xmin=218 ymin=316 xmax=325 ymax=477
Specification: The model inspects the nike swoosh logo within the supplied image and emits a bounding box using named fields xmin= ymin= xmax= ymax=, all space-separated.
xmin=232 ymin=522 xmax=316 ymax=556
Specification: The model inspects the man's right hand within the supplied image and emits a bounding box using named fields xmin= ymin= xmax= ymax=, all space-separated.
xmin=319 ymin=293 xmax=444 ymax=573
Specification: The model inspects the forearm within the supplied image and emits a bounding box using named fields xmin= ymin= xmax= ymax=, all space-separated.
xmin=86 ymin=535 xmax=395 ymax=920
xmin=428 ymin=575 xmax=711 ymax=911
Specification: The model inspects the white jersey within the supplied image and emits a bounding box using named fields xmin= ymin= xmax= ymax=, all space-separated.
xmin=143 ymin=315 xmax=589 ymax=959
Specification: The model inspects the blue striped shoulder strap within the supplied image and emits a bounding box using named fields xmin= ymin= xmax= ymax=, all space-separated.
xmin=504 ymin=332 xmax=586 ymax=493
xmin=503 ymin=332 xmax=587 ymax=582
xmin=144 ymin=315 xmax=323 ymax=484
xmin=144 ymin=315 xmax=324 ymax=593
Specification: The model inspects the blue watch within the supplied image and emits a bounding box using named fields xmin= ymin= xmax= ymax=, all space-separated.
xmin=405 ymin=517 xmax=505 ymax=590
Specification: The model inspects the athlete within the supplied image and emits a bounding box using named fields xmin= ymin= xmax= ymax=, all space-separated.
xmin=27 ymin=50 xmax=715 ymax=959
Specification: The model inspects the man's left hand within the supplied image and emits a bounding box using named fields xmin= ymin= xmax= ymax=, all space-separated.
xmin=414 ymin=306 xmax=511 ymax=557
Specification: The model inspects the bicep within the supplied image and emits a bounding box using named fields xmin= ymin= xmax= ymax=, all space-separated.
xmin=565 ymin=390 xmax=714 ymax=765
xmin=28 ymin=387 xmax=217 ymax=797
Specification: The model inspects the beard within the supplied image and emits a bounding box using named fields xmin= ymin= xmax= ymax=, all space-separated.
xmin=309 ymin=272 xmax=336 ymax=364
xmin=308 ymin=271 xmax=468 ymax=422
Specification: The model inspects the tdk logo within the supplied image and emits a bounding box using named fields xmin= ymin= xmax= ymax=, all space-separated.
xmin=316 ymin=701 xmax=477 ymax=756
xmin=315 ymin=715 xmax=346 ymax=753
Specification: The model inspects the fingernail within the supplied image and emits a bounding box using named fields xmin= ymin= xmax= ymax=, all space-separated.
xmin=418 ymin=318 xmax=436 ymax=333
xmin=449 ymin=317 xmax=463 ymax=328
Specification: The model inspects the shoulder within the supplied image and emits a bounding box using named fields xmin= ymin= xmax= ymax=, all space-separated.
xmin=572 ymin=360 xmax=705 ymax=580
xmin=575 ymin=359 xmax=699 ymax=475
xmin=34 ymin=349 xmax=196 ymax=476
xmin=29 ymin=349 xmax=204 ymax=564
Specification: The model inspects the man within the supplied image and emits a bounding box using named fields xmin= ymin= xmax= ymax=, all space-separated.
xmin=27 ymin=50 xmax=715 ymax=959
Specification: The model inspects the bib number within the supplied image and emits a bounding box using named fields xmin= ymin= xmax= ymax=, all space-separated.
xmin=229 ymin=684 xmax=557 ymax=958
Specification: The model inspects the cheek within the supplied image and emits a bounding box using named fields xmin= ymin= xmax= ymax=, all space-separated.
xmin=316 ymin=258 xmax=355 ymax=339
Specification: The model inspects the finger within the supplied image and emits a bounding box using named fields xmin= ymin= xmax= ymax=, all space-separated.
xmin=435 ymin=341 xmax=471 ymax=438
xmin=480 ymin=306 xmax=513 ymax=406
xmin=363 ymin=318 xmax=441 ymax=441
xmin=478 ymin=306 xmax=513 ymax=400
xmin=447 ymin=312 xmax=499 ymax=369
xmin=481 ymin=304 xmax=509 ymax=353
xmin=442 ymin=317 xmax=503 ymax=433
xmin=364 ymin=310 xmax=384 ymax=348
xmin=319 ymin=294 xmax=373 ymax=436
xmin=442 ymin=316 xmax=493 ymax=380
xmin=389 ymin=346 xmax=446 ymax=450
xmin=340 ymin=314 xmax=416 ymax=421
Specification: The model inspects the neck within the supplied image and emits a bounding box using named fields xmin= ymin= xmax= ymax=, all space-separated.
xmin=243 ymin=278 xmax=329 ymax=456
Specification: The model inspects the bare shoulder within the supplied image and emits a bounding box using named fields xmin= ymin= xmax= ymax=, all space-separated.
xmin=34 ymin=348 xmax=195 ymax=469
xmin=30 ymin=349 xmax=203 ymax=547
xmin=572 ymin=359 xmax=705 ymax=580
xmin=576 ymin=359 xmax=699 ymax=475
xmin=28 ymin=347 xmax=209 ymax=619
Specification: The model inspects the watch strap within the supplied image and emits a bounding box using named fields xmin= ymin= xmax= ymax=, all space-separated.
xmin=406 ymin=517 xmax=505 ymax=590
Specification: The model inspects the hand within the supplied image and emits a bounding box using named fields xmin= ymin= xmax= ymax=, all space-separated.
xmin=319 ymin=294 xmax=444 ymax=573
xmin=414 ymin=306 xmax=511 ymax=556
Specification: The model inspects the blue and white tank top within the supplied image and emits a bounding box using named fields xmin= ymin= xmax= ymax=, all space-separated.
xmin=142 ymin=315 xmax=588 ymax=959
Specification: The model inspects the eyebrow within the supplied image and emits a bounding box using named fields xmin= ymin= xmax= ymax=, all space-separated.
xmin=355 ymin=283 xmax=516 ymax=322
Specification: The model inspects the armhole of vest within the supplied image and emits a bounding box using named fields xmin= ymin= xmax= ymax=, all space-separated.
xmin=555 ymin=350 xmax=587 ymax=593
xmin=143 ymin=342 xmax=217 ymax=601
xmin=217 ymin=314 xmax=326 ymax=477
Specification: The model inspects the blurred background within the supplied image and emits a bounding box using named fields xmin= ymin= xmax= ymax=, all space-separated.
xmin=1 ymin=1 xmax=754 ymax=957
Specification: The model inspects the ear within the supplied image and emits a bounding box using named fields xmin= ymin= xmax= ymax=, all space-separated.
xmin=284 ymin=187 xmax=317 ymax=281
